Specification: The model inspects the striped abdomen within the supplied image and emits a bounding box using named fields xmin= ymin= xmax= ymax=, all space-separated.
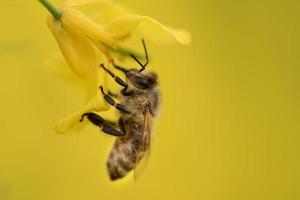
xmin=106 ymin=128 xmax=144 ymax=180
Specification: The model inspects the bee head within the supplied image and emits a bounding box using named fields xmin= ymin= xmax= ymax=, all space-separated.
xmin=125 ymin=69 xmax=158 ymax=90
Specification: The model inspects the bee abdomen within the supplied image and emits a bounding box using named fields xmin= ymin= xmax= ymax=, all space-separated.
xmin=106 ymin=145 xmax=137 ymax=181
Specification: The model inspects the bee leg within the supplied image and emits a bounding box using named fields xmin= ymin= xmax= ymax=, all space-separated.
xmin=111 ymin=60 xmax=128 ymax=74
xmin=80 ymin=112 xmax=125 ymax=137
xmin=118 ymin=118 xmax=126 ymax=135
xmin=105 ymin=119 xmax=118 ymax=127
xmin=110 ymin=61 xmax=134 ymax=96
xmin=107 ymin=90 xmax=119 ymax=98
xmin=99 ymin=63 xmax=128 ymax=89
xmin=100 ymin=63 xmax=130 ymax=95
xmin=99 ymin=86 xmax=131 ymax=114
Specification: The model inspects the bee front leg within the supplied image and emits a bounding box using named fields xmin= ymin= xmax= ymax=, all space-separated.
xmin=80 ymin=112 xmax=125 ymax=137
xmin=100 ymin=63 xmax=128 ymax=89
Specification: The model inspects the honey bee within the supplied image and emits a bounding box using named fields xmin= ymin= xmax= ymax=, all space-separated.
xmin=80 ymin=39 xmax=160 ymax=180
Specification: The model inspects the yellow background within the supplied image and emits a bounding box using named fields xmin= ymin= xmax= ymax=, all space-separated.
xmin=0 ymin=0 xmax=299 ymax=199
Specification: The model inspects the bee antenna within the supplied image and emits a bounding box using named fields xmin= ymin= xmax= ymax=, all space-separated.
xmin=130 ymin=38 xmax=149 ymax=73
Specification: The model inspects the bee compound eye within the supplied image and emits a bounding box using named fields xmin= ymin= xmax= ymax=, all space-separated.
xmin=134 ymin=76 xmax=151 ymax=89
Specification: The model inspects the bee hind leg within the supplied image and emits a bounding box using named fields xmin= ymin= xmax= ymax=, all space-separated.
xmin=80 ymin=112 xmax=125 ymax=137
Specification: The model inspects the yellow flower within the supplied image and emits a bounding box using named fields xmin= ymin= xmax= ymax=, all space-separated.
xmin=39 ymin=0 xmax=190 ymax=134
xmin=47 ymin=7 xmax=116 ymax=78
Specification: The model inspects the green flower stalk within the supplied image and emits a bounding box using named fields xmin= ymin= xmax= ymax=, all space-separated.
xmin=38 ymin=0 xmax=62 ymax=20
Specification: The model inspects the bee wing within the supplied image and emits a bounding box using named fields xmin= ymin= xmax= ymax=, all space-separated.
xmin=134 ymin=108 xmax=152 ymax=181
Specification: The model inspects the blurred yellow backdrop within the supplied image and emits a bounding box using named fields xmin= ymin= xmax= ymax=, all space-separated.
xmin=0 ymin=0 xmax=299 ymax=200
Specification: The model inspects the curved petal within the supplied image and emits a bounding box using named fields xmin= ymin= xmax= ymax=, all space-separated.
xmin=104 ymin=15 xmax=191 ymax=45
xmin=90 ymin=3 xmax=131 ymax=24
xmin=54 ymin=108 xmax=90 ymax=134
xmin=54 ymin=90 xmax=110 ymax=134
xmin=54 ymin=65 xmax=111 ymax=134
xmin=47 ymin=15 xmax=100 ymax=78
xmin=62 ymin=7 xmax=116 ymax=48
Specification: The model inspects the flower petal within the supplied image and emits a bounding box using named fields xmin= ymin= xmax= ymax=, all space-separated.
xmin=54 ymin=93 xmax=109 ymax=134
xmin=63 ymin=0 xmax=112 ymax=6
xmin=62 ymin=7 xmax=116 ymax=48
xmin=90 ymin=3 xmax=130 ymax=24
xmin=104 ymin=15 xmax=191 ymax=45
xmin=54 ymin=65 xmax=111 ymax=134
xmin=47 ymin=15 xmax=100 ymax=78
